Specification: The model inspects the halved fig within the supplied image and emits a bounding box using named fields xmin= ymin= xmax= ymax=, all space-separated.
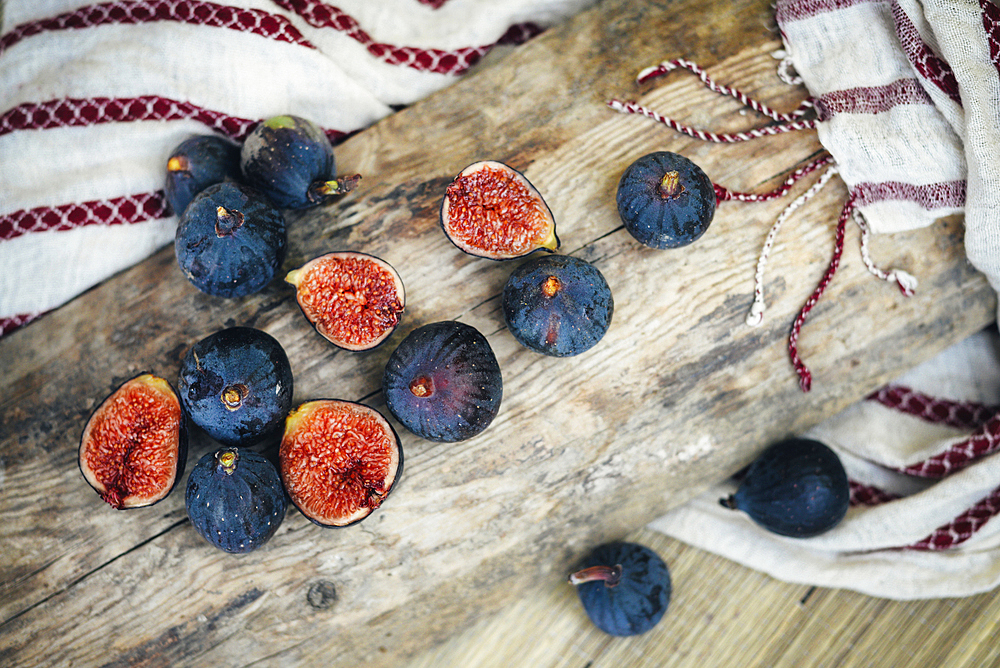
xmin=440 ymin=160 xmax=559 ymax=260
xmin=79 ymin=374 xmax=188 ymax=509
xmin=285 ymin=251 xmax=405 ymax=351
xmin=279 ymin=399 xmax=402 ymax=527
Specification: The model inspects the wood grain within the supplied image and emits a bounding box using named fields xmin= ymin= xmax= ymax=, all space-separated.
xmin=0 ymin=0 xmax=993 ymax=666
xmin=402 ymin=529 xmax=1000 ymax=668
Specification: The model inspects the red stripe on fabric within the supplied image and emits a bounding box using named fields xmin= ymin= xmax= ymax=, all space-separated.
xmin=0 ymin=0 xmax=316 ymax=55
xmin=849 ymin=480 xmax=900 ymax=507
xmin=981 ymin=0 xmax=1000 ymax=72
xmin=897 ymin=414 xmax=1000 ymax=479
xmin=851 ymin=180 xmax=966 ymax=210
xmin=867 ymin=384 xmax=1000 ymax=431
xmin=271 ymin=0 xmax=542 ymax=75
xmin=0 ymin=191 xmax=169 ymax=242
xmin=0 ymin=95 xmax=349 ymax=144
xmin=416 ymin=0 xmax=449 ymax=8
xmin=907 ymin=485 xmax=1000 ymax=550
xmin=814 ymin=78 xmax=932 ymax=119
xmin=891 ymin=0 xmax=962 ymax=105
xmin=0 ymin=313 xmax=44 ymax=339
xmin=775 ymin=0 xmax=878 ymax=24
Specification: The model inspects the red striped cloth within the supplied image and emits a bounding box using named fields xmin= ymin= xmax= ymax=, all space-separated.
xmin=649 ymin=0 xmax=1000 ymax=600
xmin=0 ymin=0 xmax=594 ymax=337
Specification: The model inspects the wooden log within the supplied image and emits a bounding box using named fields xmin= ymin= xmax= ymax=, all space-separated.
xmin=0 ymin=0 xmax=993 ymax=666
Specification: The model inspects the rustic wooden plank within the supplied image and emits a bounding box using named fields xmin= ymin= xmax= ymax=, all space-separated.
xmin=402 ymin=530 xmax=1000 ymax=668
xmin=0 ymin=0 xmax=994 ymax=666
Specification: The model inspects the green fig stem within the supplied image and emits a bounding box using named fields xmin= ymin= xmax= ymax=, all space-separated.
xmin=568 ymin=564 xmax=622 ymax=588
xmin=215 ymin=206 xmax=245 ymax=237
xmin=307 ymin=174 xmax=362 ymax=204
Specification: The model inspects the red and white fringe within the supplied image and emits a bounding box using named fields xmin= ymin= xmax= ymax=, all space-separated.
xmin=610 ymin=56 xmax=916 ymax=392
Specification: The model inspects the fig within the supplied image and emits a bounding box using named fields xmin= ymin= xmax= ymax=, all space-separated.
xmin=502 ymin=254 xmax=614 ymax=357
xmin=177 ymin=327 xmax=294 ymax=447
xmin=440 ymin=160 xmax=559 ymax=260
xmin=239 ymin=115 xmax=360 ymax=209
xmin=79 ymin=374 xmax=188 ymax=509
xmin=616 ymin=151 xmax=716 ymax=249
xmin=164 ymin=134 xmax=241 ymax=216
xmin=569 ymin=541 xmax=672 ymax=637
xmin=279 ymin=399 xmax=402 ymax=527
xmin=285 ymin=251 xmax=405 ymax=351
xmin=185 ymin=447 xmax=286 ymax=553
xmin=175 ymin=181 xmax=287 ymax=298
xmin=720 ymin=437 xmax=850 ymax=538
xmin=382 ymin=321 xmax=503 ymax=442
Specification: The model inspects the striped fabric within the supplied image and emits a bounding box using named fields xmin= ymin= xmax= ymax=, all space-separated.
xmin=650 ymin=0 xmax=1000 ymax=600
xmin=0 ymin=0 xmax=595 ymax=337
xmin=776 ymin=0 xmax=968 ymax=235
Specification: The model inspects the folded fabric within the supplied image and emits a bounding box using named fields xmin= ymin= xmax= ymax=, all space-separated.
xmin=0 ymin=0 xmax=595 ymax=336
xmin=648 ymin=0 xmax=1000 ymax=600
xmin=651 ymin=327 xmax=1000 ymax=599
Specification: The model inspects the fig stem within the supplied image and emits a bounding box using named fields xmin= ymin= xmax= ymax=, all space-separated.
xmin=216 ymin=448 xmax=239 ymax=475
xmin=167 ymin=156 xmax=190 ymax=173
xmin=659 ymin=170 xmax=685 ymax=199
xmin=221 ymin=383 xmax=248 ymax=411
xmin=308 ymin=174 xmax=362 ymax=203
xmin=215 ymin=206 xmax=245 ymax=237
xmin=409 ymin=375 xmax=434 ymax=398
xmin=720 ymin=495 xmax=738 ymax=510
xmin=568 ymin=564 xmax=623 ymax=588
xmin=541 ymin=275 xmax=561 ymax=298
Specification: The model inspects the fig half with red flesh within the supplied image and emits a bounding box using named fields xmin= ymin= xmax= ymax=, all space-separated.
xmin=279 ymin=399 xmax=402 ymax=527
xmin=79 ymin=374 xmax=188 ymax=509
xmin=440 ymin=160 xmax=559 ymax=260
xmin=285 ymin=251 xmax=405 ymax=351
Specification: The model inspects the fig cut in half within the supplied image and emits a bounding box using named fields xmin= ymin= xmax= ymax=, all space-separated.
xmin=440 ymin=160 xmax=559 ymax=260
xmin=285 ymin=251 xmax=405 ymax=351
xmin=79 ymin=374 xmax=188 ymax=509
xmin=279 ymin=399 xmax=402 ymax=527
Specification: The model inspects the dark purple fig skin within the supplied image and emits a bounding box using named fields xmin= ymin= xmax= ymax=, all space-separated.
xmin=240 ymin=115 xmax=345 ymax=209
xmin=186 ymin=447 xmax=286 ymax=553
xmin=382 ymin=321 xmax=502 ymax=442
xmin=570 ymin=541 xmax=672 ymax=637
xmin=175 ymin=181 xmax=287 ymax=298
xmin=721 ymin=437 xmax=850 ymax=538
xmin=164 ymin=134 xmax=241 ymax=216
xmin=177 ymin=327 xmax=293 ymax=448
xmin=502 ymin=254 xmax=613 ymax=357
xmin=616 ymin=151 xmax=716 ymax=249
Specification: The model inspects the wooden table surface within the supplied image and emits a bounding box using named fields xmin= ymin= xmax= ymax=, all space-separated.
xmin=1 ymin=1 xmax=995 ymax=666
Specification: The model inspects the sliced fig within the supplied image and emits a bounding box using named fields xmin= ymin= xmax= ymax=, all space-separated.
xmin=285 ymin=251 xmax=405 ymax=351
xmin=79 ymin=374 xmax=188 ymax=509
xmin=440 ymin=160 xmax=559 ymax=260
xmin=279 ymin=399 xmax=402 ymax=527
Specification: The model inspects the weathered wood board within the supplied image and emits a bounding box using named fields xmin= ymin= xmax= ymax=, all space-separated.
xmin=0 ymin=0 xmax=994 ymax=666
